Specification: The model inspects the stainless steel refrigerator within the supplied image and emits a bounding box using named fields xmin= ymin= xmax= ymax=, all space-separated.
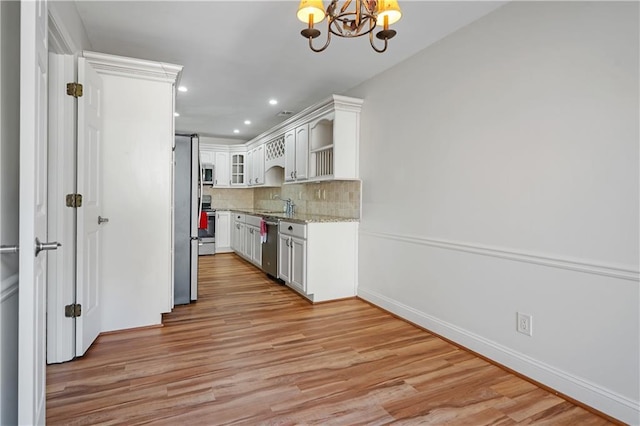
xmin=174 ymin=134 xmax=201 ymax=305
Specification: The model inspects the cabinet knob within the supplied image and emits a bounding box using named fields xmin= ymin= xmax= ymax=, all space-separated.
xmin=288 ymin=226 xmax=293 ymax=231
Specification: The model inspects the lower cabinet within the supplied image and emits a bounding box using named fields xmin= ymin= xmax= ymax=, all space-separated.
xmin=232 ymin=212 xmax=262 ymax=268
xmin=215 ymin=211 xmax=232 ymax=253
xmin=278 ymin=233 xmax=306 ymax=293
xmin=278 ymin=220 xmax=357 ymax=302
xmin=231 ymin=215 xmax=245 ymax=254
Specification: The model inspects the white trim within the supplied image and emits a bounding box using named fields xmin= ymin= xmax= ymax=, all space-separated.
xmin=1 ymin=273 xmax=19 ymax=302
xmin=360 ymin=229 xmax=639 ymax=282
xmin=358 ymin=287 xmax=640 ymax=425
xmin=82 ymin=51 xmax=182 ymax=84
xmin=47 ymin=7 xmax=77 ymax=55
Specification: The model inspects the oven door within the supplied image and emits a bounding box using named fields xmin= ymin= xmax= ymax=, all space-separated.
xmin=198 ymin=211 xmax=216 ymax=255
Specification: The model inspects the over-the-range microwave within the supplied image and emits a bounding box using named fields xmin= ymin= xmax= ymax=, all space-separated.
xmin=202 ymin=163 xmax=214 ymax=185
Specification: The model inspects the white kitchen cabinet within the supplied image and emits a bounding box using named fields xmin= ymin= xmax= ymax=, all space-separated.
xmin=289 ymin=237 xmax=306 ymax=293
xmin=243 ymin=221 xmax=252 ymax=259
xmin=231 ymin=213 xmax=245 ymax=254
xmin=284 ymin=124 xmax=308 ymax=182
xmin=214 ymin=151 xmax=230 ymax=187
xmin=278 ymin=233 xmax=291 ymax=284
xmin=244 ymin=215 xmax=262 ymax=267
xmin=230 ymin=153 xmax=245 ymax=186
xmin=278 ymin=221 xmax=307 ymax=294
xmin=215 ymin=211 xmax=232 ymax=253
xmin=253 ymin=145 xmax=265 ymax=185
xmin=233 ymin=213 xmax=262 ymax=267
xmin=246 ymin=145 xmax=265 ymax=186
xmin=200 ymin=149 xmax=214 ymax=165
xmin=278 ymin=220 xmax=358 ymax=302
xmin=246 ymin=224 xmax=262 ymax=266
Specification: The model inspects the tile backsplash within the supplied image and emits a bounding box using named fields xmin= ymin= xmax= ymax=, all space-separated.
xmin=205 ymin=180 xmax=361 ymax=219
xmin=203 ymin=187 xmax=253 ymax=210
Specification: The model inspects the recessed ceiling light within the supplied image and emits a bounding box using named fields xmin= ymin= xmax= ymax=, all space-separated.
xmin=233 ymin=129 xmax=240 ymax=134
xmin=244 ymin=120 xmax=251 ymax=125
xmin=178 ymin=86 xmax=188 ymax=92
xmin=174 ymin=112 xmax=180 ymax=117
xmin=269 ymin=99 xmax=278 ymax=105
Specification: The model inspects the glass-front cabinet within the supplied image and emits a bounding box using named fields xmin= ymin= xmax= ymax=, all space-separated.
xmin=231 ymin=153 xmax=245 ymax=186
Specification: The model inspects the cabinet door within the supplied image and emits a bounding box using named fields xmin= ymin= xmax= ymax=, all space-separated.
xmin=284 ymin=129 xmax=296 ymax=182
xmin=278 ymin=234 xmax=291 ymax=283
xmin=253 ymin=145 xmax=265 ymax=185
xmin=214 ymin=151 xmax=230 ymax=187
xmin=231 ymin=220 xmax=239 ymax=251
xmin=290 ymin=236 xmax=306 ymax=292
xmin=246 ymin=149 xmax=254 ymax=185
xmin=216 ymin=211 xmax=231 ymax=252
xmin=295 ymin=124 xmax=309 ymax=181
xmin=200 ymin=149 xmax=214 ymax=165
xmin=231 ymin=153 xmax=245 ymax=186
xmin=250 ymin=225 xmax=262 ymax=266
xmin=232 ymin=219 xmax=244 ymax=253
xmin=244 ymin=225 xmax=253 ymax=259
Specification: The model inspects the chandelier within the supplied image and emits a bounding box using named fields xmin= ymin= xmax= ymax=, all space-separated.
xmin=297 ymin=0 xmax=402 ymax=53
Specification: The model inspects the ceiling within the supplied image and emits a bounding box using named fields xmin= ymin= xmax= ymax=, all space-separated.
xmin=74 ymin=1 xmax=505 ymax=143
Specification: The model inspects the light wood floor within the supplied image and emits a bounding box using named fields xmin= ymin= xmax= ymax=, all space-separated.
xmin=47 ymin=253 xmax=615 ymax=425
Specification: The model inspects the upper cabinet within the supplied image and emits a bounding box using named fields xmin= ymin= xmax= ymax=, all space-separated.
xmin=230 ymin=153 xmax=245 ymax=186
xmin=248 ymin=95 xmax=363 ymax=184
xmin=200 ymin=149 xmax=214 ymax=166
xmin=197 ymin=95 xmax=362 ymax=187
xmin=284 ymin=124 xmax=309 ymax=182
xmin=247 ymin=145 xmax=265 ymax=186
xmin=214 ymin=151 xmax=230 ymax=187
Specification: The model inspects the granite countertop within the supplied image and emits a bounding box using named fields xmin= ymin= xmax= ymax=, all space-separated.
xmin=224 ymin=208 xmax=359 ymax=224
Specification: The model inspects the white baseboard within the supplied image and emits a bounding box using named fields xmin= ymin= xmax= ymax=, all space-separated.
xmin=358 ymin=287 xmax=640 ymax=425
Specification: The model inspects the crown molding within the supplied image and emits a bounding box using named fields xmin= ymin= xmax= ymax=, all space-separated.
xmin=82 ymin=51 xmax=183 ymax=84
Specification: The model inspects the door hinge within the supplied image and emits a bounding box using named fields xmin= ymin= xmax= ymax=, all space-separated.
xmin=66 ymin=82 xmax=83 ymax=98
xmin=66 ymin=193 xmax=83 ymax=208
xmin=64 ymin=303 xmax=82 ymax=318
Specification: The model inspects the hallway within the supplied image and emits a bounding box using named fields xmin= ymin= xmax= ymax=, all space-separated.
xmin=46 ymin=254 xmax=614 ymax=425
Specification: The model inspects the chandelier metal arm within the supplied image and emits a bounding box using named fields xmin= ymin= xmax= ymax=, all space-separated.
xmin=369 ymin=30 xmax=389 ymax=53
xmin=308 ymin=31 xmax=332 ymax=52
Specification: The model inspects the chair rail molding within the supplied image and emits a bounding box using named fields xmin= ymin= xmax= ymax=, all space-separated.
xmin=359 ymin=229 xmax=639 ymax=282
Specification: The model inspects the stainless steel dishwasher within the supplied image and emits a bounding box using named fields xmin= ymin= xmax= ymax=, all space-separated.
xmin=261 ymin=217 xmax=280 ymax=279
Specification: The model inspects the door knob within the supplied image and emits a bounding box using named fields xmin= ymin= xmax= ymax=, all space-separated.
xmin=0 ymin=245 xmax=19 ymax=254
xmin=98 ymin=216 xmax=109 ymax=225
xmin=35 ymin=237 xmax=61 ymax=257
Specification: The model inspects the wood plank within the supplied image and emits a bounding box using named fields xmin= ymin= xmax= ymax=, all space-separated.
xmin=46 ymin=253 xmax=616 ymax=425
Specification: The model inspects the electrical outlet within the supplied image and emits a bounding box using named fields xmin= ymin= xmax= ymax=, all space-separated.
xmin=517 ymin=312 xmax=533 ymax=336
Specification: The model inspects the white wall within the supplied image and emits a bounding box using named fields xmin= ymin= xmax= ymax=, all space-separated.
xmin=48 ymin=0 xmax=91 ymax=53
xmin=347 ymin=2 xmax=639 ymax=423
xmin=99 ymin=73 xmax=175 ymax=332
xmin=0 ymin=1 xmax=21 ymax=424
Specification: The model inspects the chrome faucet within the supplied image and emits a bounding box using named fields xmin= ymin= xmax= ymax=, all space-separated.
xmin=282 ymin=198 xmax=294 ymax=215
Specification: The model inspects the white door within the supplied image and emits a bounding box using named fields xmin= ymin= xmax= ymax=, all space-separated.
xmin=18 ymin=0 xmax=50 ymax=424
xmin=76 ymin=57 xmax=104 ymax=356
